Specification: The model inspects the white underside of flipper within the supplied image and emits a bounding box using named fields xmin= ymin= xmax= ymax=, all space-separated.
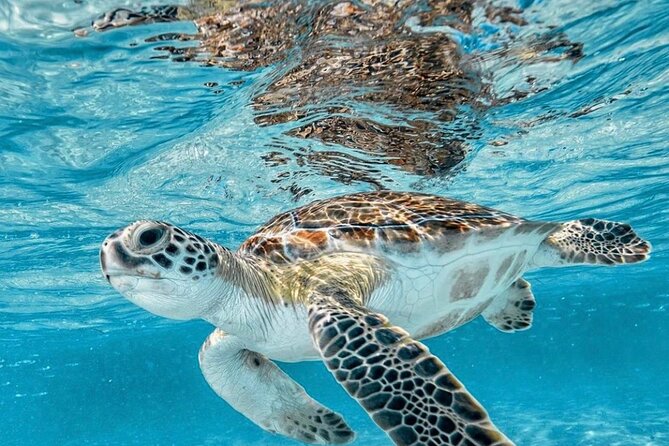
xmin=198 ymin=329 xmax=355 ymax=445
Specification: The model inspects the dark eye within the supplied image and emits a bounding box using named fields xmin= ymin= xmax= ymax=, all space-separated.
xmin=138 ymin=227 xmax=164 ymax=248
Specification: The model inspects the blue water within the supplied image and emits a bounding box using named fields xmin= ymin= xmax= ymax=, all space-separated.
xmin=1 ymin=0 xmax=668 ymax=445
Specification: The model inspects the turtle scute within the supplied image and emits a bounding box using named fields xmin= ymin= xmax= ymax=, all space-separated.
xmin=239 ymin=191 xmax=522 ymax=263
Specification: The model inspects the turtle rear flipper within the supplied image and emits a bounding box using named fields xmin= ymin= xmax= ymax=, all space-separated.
xmin=199 ymin=329 xmax=355 ymax=445
xmin=532 ymin=218 xmax=651 ymax=267
xmin=308 ymin=287 xmax=513 ymax=446
xmin=482 ymin=278 xmax=535 ymax=333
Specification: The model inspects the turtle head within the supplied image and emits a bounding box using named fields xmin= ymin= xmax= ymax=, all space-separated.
xmin=100 ymin=221 xmax=227 ymax=320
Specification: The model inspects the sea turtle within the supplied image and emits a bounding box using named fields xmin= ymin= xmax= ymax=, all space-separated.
xmin=100 ymin=191 xmax=650 ymax=445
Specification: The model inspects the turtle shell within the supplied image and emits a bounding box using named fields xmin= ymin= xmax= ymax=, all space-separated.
xmin=239 ymin=191 xmax=523 ymax=263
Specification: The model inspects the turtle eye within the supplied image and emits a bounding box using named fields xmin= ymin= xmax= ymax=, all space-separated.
xmin=138 ymin=226 xmax=165 ymax=248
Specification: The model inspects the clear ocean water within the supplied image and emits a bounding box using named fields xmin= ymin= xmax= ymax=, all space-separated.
xmin=1 ymin=1 xmax=668 ymax=445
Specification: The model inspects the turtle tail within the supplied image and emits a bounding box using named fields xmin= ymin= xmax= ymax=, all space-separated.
xmin=532 ymin=218 xmax=651 ymax=267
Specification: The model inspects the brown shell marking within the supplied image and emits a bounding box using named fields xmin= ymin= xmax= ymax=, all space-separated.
xmin=239 ymin=191 xmax=523 ymax=263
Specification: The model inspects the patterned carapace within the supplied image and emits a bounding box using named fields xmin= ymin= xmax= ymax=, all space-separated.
xmin=239 ymin=191 xmax=523 ymax=263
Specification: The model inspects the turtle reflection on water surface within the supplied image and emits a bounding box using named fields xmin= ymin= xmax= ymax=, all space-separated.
xmin=88 ymin=0 xmax=582 ymax=192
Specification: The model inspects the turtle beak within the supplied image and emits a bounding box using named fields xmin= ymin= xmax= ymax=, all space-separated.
xmin=100 ymin=230 xmax=122 ymax=283
xmin=101 ymin=229 xmax=120 ymax=279
xmin=100 ymin=249 xmax=110 ymax=283
xmin=100 ymin=229 xmax=153 ymax=279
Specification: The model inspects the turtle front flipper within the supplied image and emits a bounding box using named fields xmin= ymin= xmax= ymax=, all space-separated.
xmin=199 ymin=329 xmax=355 ymax=445
xmin=308 ymin=287 xmax=514 ymax=446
